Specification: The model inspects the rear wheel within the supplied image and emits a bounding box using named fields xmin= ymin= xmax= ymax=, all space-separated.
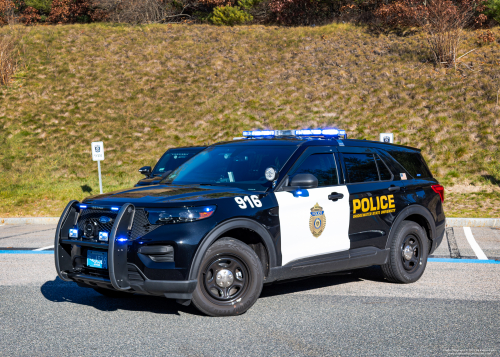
xmin=381 ymin=221 xmax=429 ymax=283
xmin=93 ymin=287 xmax=132 ymax=298
xmin=192 ymin=238 xmax=264 ymax=317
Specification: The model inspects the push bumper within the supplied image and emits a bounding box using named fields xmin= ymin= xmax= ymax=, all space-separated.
xmin=54 ymin=201 xmax=197 ymax=299
xmin=68 ymin=270 xmax=197 ymax=299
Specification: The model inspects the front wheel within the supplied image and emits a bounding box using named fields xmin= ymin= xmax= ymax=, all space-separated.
xmin=192 ymin=238 xmax=264 ymax=317
xmin=381 ymin=221 xmax=429 ymax=283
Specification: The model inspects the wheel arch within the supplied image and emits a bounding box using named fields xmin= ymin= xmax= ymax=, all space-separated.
xmin=386 ymin=205 xmax=436 ymax=251
xmin=188 ymin=218 xmax=278 ymax=280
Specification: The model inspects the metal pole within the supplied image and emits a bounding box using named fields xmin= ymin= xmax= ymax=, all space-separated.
xmin=97 ymin=160 xmax=103 ymax=194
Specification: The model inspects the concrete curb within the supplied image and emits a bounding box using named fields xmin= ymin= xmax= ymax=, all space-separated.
xmin=446 ymin=218 xmax=500 ymax=228
xmin=1 ymin=217 xmax=499 ymax=227
xmin=0 ymin=217 xmax=60 ymax=225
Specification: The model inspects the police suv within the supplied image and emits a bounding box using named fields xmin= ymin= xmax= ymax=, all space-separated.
xmin=55 ymin=129 xmax=446 ymax=316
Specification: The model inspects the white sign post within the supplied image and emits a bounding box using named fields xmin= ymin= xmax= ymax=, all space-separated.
xmin=380 ymin=133 xmax=394 ymax=144
xmin=91 ymin=141 xmax=105 ymax=194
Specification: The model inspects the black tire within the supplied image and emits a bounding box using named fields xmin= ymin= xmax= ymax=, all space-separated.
xmin=93 ymin=287 xmax=132 ymax=298
xmin=192 ymin=238 xmax=264 ymax=317
xmin=381 ymin=221 xmax=429 ymax=284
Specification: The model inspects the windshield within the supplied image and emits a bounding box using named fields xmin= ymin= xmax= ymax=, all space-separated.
xmin=161 ymin=146 xmax=296 ymax=191
xmin=152 ymin=148 xmax=204 ymax=176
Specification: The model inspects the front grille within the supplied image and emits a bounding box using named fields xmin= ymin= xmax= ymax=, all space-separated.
xmin=76 ymin=208 xmax=160 ymax=241
xmin=128 ymin=209 xmax=160 ymax=240
xmin=78 ymin=209 xmax=117 ymax=239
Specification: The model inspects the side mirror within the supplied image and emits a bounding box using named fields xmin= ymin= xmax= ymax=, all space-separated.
xmin=138 ymin=166 xmax=151 ymax=177
xmin=289 ymin=173 xmax=318 ymax=189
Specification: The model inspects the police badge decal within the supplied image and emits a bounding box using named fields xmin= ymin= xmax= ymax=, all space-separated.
xmin=309 ymin=203 xmax=326 ymax=238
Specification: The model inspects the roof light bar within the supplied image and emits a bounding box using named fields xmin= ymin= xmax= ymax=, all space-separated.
xmin=243 ymin=130 xmax=275 ymax=137
xmin=242 ymin=128 xmax=347 ymax=139
xmin=321 ymin=129 xmax=339 ymax=135
xmin=295 ymin=129 xmax=322 ymax=136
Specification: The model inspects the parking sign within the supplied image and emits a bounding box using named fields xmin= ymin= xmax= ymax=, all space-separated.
xmin=92 ymin=142 xmax=105 ymax=161
xmin=379 ymin=133 xmax=394 ymax=144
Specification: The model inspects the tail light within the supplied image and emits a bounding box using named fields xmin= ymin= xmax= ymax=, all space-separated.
xmin=431 ymin=185 xmax=444 ymax=202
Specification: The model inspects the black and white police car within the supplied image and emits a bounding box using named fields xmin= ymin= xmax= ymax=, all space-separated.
xmin=136 ymin=146 xmax=205 ymax=187
xmin=55 ymin=129 xmax=446 ymax=316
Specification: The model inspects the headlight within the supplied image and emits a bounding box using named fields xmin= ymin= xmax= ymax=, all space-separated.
xmin=146 ymin=206 xmax=216 ymax=225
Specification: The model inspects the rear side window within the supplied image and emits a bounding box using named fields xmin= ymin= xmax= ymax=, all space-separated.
xmin=387 ymin=151 xmax=433 ymax=179
xmin=291 ymin=153 xmax=338 ymax=187
xmin=375 ymin=156 xmax=393 ymax=181
xmin=342 ymin=153 xmax=379 ymax=183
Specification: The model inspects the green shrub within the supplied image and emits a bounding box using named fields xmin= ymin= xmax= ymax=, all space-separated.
xmin=485 ymin=0 xmax=500 ymax=23
xmin=210 ymin=5 xmax=253 ymax=26
xmin=25 ymin=0 xmax=52 ymax=14
xmin=237 ymin=0 xmax=262 ymax=10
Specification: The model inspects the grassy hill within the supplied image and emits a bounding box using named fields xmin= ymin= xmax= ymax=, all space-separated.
xmin=1 ymin=23 xmax=499 ymax=218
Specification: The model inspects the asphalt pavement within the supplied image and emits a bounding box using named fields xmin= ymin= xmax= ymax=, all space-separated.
xmin=0 ymin=224 xmax=499 ymax=356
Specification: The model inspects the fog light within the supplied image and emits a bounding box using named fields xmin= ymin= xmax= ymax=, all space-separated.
xmin=99 ymin=232 xmax=109 ymax=242
xmin=69 ymin=229 xmax=78 ymax=238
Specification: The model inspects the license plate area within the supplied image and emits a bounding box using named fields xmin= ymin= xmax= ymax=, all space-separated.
xmin=87 ymin=250 xmax=108 ymax=269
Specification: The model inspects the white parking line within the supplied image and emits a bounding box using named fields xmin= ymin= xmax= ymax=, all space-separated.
xmin=463 ymin=227 xmax=488 ymax=260
xmin=32 ymin=245 xmax=54 ymax=251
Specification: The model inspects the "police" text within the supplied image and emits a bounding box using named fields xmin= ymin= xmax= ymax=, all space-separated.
xmin=352 ymin=195 xmax=396 ymax=218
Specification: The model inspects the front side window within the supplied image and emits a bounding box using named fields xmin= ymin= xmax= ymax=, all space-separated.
xmin=342 ymin=153 xmax=379 ymax=183
xmin=290 ymin=154 xmax=338 ymax=187
xmin=162 ymin=146 xmax=296 ymax=191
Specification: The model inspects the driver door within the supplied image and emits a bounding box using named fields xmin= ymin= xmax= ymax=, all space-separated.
xmin=274 ymin=147 xmax=350 ymax=266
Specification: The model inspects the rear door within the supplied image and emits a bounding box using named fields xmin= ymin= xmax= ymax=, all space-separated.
xmin=275 ymin=147 xmax=350 ymax=265
xmin=337 ymin=147 xmax=406 ymax=250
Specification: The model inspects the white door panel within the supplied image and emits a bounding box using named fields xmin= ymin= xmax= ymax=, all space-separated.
xmin=275 ymin=186 xmax=350 ymax=265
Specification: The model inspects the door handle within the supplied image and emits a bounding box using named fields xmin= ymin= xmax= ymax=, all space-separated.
xmin=328 ymin=192 xmax=344 ymax=201
xmin=388 ymin=185 xmax=400 ymax=192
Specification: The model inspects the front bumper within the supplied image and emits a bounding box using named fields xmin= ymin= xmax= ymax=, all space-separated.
xmin=54 ymin=201 xmax=197 ymax=299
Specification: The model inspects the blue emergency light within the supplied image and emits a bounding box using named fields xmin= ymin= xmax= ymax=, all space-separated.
xmin=242 ymin=128 xmax=346 ymax=139
xmin=69 ymin=229 xmax=78 ymax=238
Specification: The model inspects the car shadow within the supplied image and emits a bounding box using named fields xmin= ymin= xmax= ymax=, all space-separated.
xmin=41 ymin=266 xmax=386 ymax=314
xmin=261 ymin=266 xmax=387 ymax=298
xmin=40 ymin=277 xmax=202 ymax=316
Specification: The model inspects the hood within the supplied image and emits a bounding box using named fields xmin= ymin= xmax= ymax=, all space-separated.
xmin=82 ymin=185 xmax=254 ymax=207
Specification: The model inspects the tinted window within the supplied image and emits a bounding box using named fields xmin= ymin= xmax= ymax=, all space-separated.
xmin=387 ymin=151 xmax=433 ymax=179
xmin=152 ymin=148 xmax=204 ymax=176
xmin=291 ymin=154 xmax=338 ymax=187
xmin=162 ymin=146 xmax=296 ymax=192
xmin=342 ymin=153 xmax=379 ymax=183
xmin=375 ymin=155 xmax=392 ymax=181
